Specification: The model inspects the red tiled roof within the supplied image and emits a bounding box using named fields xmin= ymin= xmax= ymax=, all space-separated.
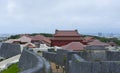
xmin=23 ymin=42 xmax=36 ymax=48
xmin=84 ymin=36 xmax=95 ymax=42
xmin=31 ymin=35 xmax=51 ymax=43
xmin=62 ymin=42 xmax=85 ymax=51
xmin=54 ymin=30 xmax=80 ymax=37
xmin=51 ymin=37 xmax=82 ymax=40
xmin=108 ymin=41 xmax=117 ymax=46
xmin=88 ymin=40 xmax=109 ymax=46
xmin=19 ymin=36 xmax=31 ymax=43
xmin=5 ymin=36 xmax=31 ymax=43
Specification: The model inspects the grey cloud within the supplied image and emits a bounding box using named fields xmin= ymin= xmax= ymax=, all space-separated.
xmin=0 ymin=0 xmax=120 ymax=34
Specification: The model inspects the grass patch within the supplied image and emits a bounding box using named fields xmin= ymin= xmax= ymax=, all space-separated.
xmin=1 ymin=63 xmax=20 ymax=73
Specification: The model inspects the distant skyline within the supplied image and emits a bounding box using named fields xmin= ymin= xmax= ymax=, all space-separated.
xmin=0 ymin=0 xmax=120 ymax=34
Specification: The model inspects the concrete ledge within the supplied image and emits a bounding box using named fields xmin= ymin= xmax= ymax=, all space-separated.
xmin=0 ymin=54 xmax=20 ymax=71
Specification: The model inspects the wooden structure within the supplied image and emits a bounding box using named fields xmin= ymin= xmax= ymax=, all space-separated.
xmin=51 ymin=30 xmax=82 ymax=46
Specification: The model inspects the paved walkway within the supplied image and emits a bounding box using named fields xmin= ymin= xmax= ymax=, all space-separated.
xmin=51 ymin=62 xmax=65 ymax=73
xmin=0 ymin=54 xmax=21 ymax=70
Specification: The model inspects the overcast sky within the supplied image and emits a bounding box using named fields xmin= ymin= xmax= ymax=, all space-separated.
xmin=0 ymin=0 xmax=120 ymax=34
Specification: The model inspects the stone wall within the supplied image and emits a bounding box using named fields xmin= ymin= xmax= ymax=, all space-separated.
xmin=43 ymin=51 xmax=65 ymax=66
xmin=69 ymin=54 xmax=120 ymax=73
xmin=83 ymin=46 xmax=107 ymax=61
xmin=106 ymin=51 xmax=120 ymax=61
xmin=85 ymin=46 xmax=107 ymax=50
xmin=0 ymin=43 xmax=21 ymax=58
xmin=78 ymin=50 xmax=107 ymax=61
xmin=43 ymin=49 xmax=80 ymax=66
xmin=43 ymin=49 xmax=80 ymax=73
xmin=19 ymin=49 xmax=52 ymax=73
xmin=77 ymin=50 xmax=120 ymax=61
xmin=43 ymin=52 xmax=57 ymax=63
xmin=43 ymin=49 xmax=120 ymax=73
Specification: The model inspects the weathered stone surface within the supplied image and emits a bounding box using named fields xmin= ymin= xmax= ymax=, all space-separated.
xmin=85 ymin=46 xmax=107 ymax=50
xmin=69 ymin=54 xmax=91 ymax=73
xmin=43 ymin=49 xmax=120 ymax=73
xmin=43 ymin=52 xmax=57 ymax=62
xmin=0 ymin=43 xmax=21 ymax=58
xmin=91 ymin=62 xmax=101 ymax=73
xmin=19 ymin=49 xmax=52 ymax=73
xmin=106 ymin=51 xmax=120 ymax=61
xmin=43 ymin=49 xmax=80 ymax=67
xmin=70 ymin=54 xmax=120 ymax=73
xmin=78 ymin=50 xmax=107 ymax=61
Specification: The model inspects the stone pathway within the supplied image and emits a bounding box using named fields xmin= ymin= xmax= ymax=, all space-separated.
xmin=51 ymin=62 xmax=65 ymax=73
xmin=0 ymin=54 xmax=21 ymax=70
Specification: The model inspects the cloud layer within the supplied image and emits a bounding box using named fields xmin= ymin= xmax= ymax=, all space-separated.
xmin=0 ymin=0 xmax=120 ymax=34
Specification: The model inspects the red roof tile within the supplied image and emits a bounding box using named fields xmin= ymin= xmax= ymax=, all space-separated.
xmin=62 ymin=42 xmax=85 ymax=51
xmin=19 ymin=36 xmax=31 ymax=43
xmin=51 ymin=30 xmax=82 ymax=41
xmin=88 ymin=40 xmax=109 ymax=46
xmin=51 ymin=37 xmax=82 ymax=40
xmin=54 ymin=30 xmax=80 ymax=37
xmin=108 ymin=41 xmax=117 ymax=46
xmin=30 ymin=35 xmax=51 ymax=44
xmin=84 ymin=36 xmax=95 ymax=42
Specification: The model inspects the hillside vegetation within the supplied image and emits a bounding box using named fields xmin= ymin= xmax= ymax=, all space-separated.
xmin=1 ymin=63 xmax=20 ymax=73
xmin=94 ymin=36 xmax=120 ymax=45
xmin=8 ymin=33 xmax=53 ymax=39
